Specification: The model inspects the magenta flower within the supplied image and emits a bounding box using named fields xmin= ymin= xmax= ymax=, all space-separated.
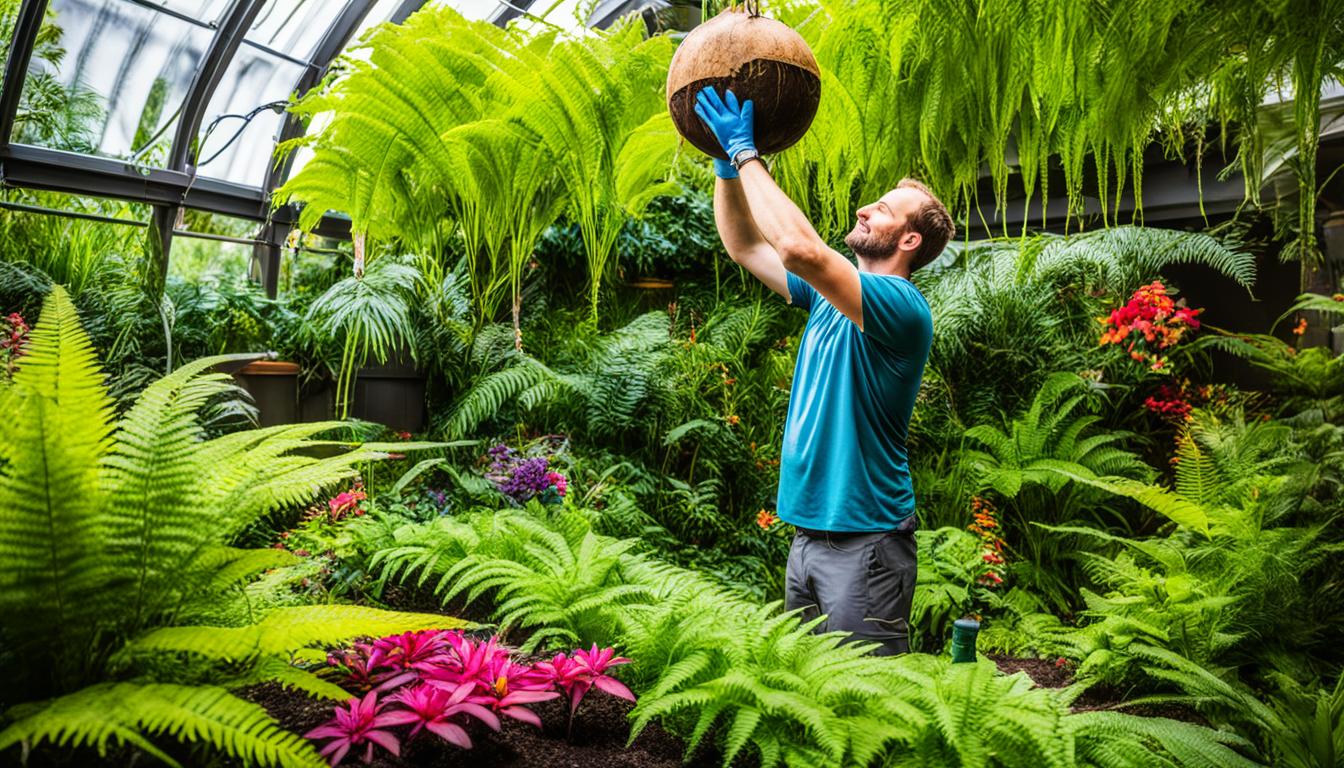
xmin=545 ymin=471 xmax=568 ymax=497
xmin=381 ymin=682 xmax=499 ymax=750
xmin=470 ymin=655 xmax=560 ymax=727
xmin=327 ymin=644 xmax=382 ymax=692
xmin=371 ymin=629 xmax=455 ymax=674
xmin=450 ymin=635 xmax=510 ymax=684
xmin=328 ymin=489 xmax=367 ymax=517
xmin=538 ymin=646 xmax=634 ymax=717
xmin=304 ymin=691 xmax=403 ymax=765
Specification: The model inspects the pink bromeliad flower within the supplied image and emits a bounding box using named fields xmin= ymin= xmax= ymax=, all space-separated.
xmin=469 ymin=655 xmax=560 ymax=727
xmin=370 ymin=629 xmax=457 ymax=683
xmin=451 ymin=635 xmax=510 ymax=684
xmin=381 ymin=682 xmax=499 ymax=750
xmin=304 ymin=691 xmax=402 ymax=765
xmin=327 ymin=644 xmax=384 ymax=692
xmin=538 ymin=645 xmax=635 ymax=717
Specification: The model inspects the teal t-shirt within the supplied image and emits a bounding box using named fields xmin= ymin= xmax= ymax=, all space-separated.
xmin=777 ymin=271 xmax=933 ymax=532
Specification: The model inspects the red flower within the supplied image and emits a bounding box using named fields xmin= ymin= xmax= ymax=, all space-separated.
xmin=1098 ymin=282 xmax=1201 ymax=371
xmin=329 ymin=489 xmax=368 ymax=518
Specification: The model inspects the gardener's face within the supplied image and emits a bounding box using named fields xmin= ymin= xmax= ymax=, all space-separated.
xmin=845 ymin=187 xmax=925 ymax=264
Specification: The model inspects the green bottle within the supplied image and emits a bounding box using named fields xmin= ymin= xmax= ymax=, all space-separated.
xmin=950 ymin=618 xmax=980 ymax=663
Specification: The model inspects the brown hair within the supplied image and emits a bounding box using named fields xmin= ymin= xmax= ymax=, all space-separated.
xmin=897 ymin=178 xmax=955 ymax=271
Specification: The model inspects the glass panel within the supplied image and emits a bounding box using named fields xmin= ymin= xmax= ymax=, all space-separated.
xmin=154 ymin=0 xmax=232 ymax=21
xmin=447 ymin=0 xmax=507 ymax=20
xmin=246 ymin=0 xmax=336 ymax=61
xmin=517 ymin=0 xmax=592 ymax=33
xmin=16 ymin=0 xmax=215 ymax=160
xmin=168 ymin=235 xmax=253 ymax=281
xmin=347 ymin=0 xmax=418 ymax=50
xmin=194 ymin=45 xmax=305 ymax=185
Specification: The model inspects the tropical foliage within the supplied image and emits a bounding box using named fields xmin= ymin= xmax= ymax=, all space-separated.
xmin=3 ymin=1 xmax=1344 ymax=766
xmin=773 ymin=0 xmax=1344 ymax=275
xmin=0 ymin=287 xmax=460 ymax=767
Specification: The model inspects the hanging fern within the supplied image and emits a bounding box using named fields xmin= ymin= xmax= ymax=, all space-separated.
xmin=773 ymin=0 xmax=1344 ymax=259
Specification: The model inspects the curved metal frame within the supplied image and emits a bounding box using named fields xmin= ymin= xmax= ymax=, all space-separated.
xmin=0 ymin=0 xmax=539 ymax=295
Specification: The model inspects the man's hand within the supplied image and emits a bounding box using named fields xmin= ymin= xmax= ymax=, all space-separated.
xmin=695 ymin=87 xmax=756 ymax=161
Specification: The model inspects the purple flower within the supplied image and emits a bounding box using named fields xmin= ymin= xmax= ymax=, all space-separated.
xmin=485 ymin=446 xmax=564 ymax=503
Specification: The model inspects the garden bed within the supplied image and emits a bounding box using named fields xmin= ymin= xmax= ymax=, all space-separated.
xmin=987 ymin=654 xmax=1207 ymax=724
xmin=241 ymin=680 xmax=717 ymax=768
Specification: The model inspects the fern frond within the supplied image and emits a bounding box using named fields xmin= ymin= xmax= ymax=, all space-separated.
xmin=0 ymin=682 xmax=326 ymax=768
xmin=125 ymin=606 xmax=465 ymax=662
xmin=0 ymin=285 xmax=115 ymax=685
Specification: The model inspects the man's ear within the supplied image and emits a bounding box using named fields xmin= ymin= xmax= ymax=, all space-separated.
xmin=900 ymin=230 xmax=922 ymax=253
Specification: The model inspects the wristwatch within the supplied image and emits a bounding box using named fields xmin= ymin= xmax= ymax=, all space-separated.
xmin=731 ymin=147 xmax=761 ymax=170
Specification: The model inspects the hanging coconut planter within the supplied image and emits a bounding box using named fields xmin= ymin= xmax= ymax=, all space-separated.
xmin=666 ymin=2 xmax=821 ymax=159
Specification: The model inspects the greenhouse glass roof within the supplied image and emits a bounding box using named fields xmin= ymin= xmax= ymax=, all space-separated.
xmin=0 ymin=0 xmax=560 ymax=225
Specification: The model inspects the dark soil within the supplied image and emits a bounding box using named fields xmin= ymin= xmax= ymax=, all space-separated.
xmin=987 ymin=653 xmax=1208 ymax=725
xmin=237 ymin=580 xmax=725 ymax=767
xmin=241 ymin=681 xmax=722 ymax=768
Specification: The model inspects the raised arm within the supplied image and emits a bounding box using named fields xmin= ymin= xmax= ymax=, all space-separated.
xmin=695 ymin=87 xmax=863 ymax=328
xmin=713 ymin=165 xmax=789 ymax=299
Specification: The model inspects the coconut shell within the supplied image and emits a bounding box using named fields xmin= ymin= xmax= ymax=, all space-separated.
xmin=667 ymin=9 xmax=821 ymax=160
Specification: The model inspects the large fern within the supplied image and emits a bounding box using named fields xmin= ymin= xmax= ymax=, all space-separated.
xmin=963 ymin=372 xmax=1149 ymax=499
xmin=364 ymin=505 xmax=1251 ymax=767
xmin=441 ymin=312 xmax=677 ymax=441
xmin=0 ymin=287 xmax=463 ymax=766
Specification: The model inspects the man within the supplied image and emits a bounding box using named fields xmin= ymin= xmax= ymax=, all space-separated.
xmin=695 ymin=86 xmax=953 ymax=655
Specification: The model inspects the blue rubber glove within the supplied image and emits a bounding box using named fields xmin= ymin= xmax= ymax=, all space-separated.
xmin=694 ymin=86 xmax=756 ymax=161
xmin=712 ymin=158 xmax=739 ymax=179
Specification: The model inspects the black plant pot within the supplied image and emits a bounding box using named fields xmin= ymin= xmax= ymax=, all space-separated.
xmin=299 ymin=374 xmax=335 ymax=423
xmin=350 ymin=353 xmax=426 ymax=433
xmin=234 ymin=360 xmax=300 ymax=427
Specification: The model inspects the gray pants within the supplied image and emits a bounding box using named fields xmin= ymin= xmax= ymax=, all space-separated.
xmin=785 ymin=529 xmax=917 ymax=655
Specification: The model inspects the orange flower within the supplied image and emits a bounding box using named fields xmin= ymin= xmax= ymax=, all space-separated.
xmin=1292 ymin=317 xmax=1308 ymax=336
xmin=726 ymin=414 xmax=741 ymax=426
xmin=756 ymin=509 xmax=778 ymax=530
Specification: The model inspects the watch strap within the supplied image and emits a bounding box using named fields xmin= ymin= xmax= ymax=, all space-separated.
xmin=731 ymin=148 xmax=761 ymax=170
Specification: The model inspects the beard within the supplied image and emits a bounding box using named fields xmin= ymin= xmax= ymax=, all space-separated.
xmin=844 ymin=222 xmax=903 ymax=262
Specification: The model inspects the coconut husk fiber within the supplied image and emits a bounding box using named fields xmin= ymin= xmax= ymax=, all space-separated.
xmin=667 ymin=8 xmax=821 ymax=159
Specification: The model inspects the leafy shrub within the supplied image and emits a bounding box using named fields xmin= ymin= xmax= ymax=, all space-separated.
xmin=363 ymin=506 xmax=1254 ymax=767
xmin=913 ymin=227 xmax=1254 ymax=439
xmin=0 ymin=287 xmax=459 ymax=767
xmin=961 ymin=372 xmax=1152 ymax=607
xmin=984 ymin=407 xmax=1332 ymax=689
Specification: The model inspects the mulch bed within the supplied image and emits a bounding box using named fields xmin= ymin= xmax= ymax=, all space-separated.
xmin=987 ymin=653 xmax=1207 ymax=724
xmin=240 ymin=682 xmax=721 ymax=768
xmin=233 ymin=580 xmax=726 ymax=767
